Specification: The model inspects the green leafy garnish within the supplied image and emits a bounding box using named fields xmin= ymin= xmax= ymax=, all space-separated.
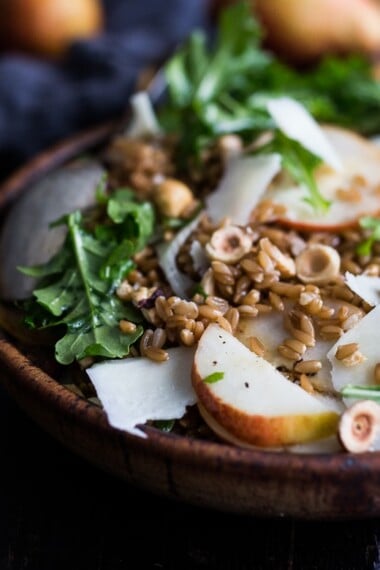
xmin=203 ymin=372 xmax=225 ymax=384
xmin=154 ymin=419 xmax=176 ymax=432
xmin=356 ymin=216 xmax=380 ymax=256
xmin=341 ymin=384 xmax=380 ymax=403
xmin=192 ymin=284 xmax=209 ymax=299
xmin=20 ymin=190 xmax=155 ymax=365
xmin=160 ymin=2 xmax=380 ymax=162
xmin=255 ymin=130 xmax=330 ymax=212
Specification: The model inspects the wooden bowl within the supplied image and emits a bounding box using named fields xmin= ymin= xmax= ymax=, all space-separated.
xmin=1 ymin=125 xmax=380 ymax=520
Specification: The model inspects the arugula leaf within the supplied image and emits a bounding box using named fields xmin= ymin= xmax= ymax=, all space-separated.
xmin=21 ymin=190 xmax=155 ymax=365
xmin=356 ymin=216 xmax=380 ymax=256
xmin=160 ymin=2 xmax=380 ymax=164
xmin=255 ymin=131 xmax=330 ymax=212
xmin=161 ymin=2 xmax=269 ymax=158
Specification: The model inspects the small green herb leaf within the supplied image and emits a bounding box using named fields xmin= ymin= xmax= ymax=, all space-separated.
xmin=341 ymin=384 xmax=380 ymax=403
xmin=192 ymin=284 xmax=208 ymax=299
xmin=154 ymin=419 xmax=175 ymax=432
xmin=203 ymin=371 xmax=225 ymax=384
xmin=255 ymin=130 xmax=330 ymax=213
xmin=357 ymin=216 xmax=380 ymax=256
xmin=95 ymin=173 xmax=109 ymax=204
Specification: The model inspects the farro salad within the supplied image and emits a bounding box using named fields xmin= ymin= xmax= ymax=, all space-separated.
xmin=12 ymin=3 xmax=380 ymax=453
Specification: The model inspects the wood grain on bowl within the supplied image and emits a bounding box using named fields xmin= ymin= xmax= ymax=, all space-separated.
xmin=1 ymin=125 xmax=380 ymax=519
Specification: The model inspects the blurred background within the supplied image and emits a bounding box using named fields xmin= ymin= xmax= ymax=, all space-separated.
xmin=0 ymin=0 xmax=380 ymax=178
xmin=0 ymin=0 xmax=209 ymax=178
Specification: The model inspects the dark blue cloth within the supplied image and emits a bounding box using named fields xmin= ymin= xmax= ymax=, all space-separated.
xmin=0 ymin=0 xmax=208 ymax=174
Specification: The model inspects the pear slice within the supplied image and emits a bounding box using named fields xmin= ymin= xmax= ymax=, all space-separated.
xmin=192 ymin=324 xmax=340 ymax=447
xmin=87 ymin=347 xmax=197 ymax=437
xmin=265 ymin=126 xmax=380 ymax=230
xmin=198 ymin=401 xmax=342 ymax=454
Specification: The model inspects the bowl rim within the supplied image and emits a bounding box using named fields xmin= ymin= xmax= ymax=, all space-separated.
xmin=1 ymin=122 xmax=379 ymax=485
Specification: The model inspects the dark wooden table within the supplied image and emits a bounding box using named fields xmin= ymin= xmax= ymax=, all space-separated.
xmin=2 ymin=381 xmax=380 ymax=570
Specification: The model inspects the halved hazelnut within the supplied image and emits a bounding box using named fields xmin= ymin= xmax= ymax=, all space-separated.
xmin=217 ymin=134 xmax=243 ymax=164
xmin=338 ymin=400 xmax=380 ymax=453
xmin=295 ymin=244 xmax=340 ymax=285
xmin=154 ymin=178 xmax=194 ymax=218
xmin=205 ymin=225 xmax=252 ymax=263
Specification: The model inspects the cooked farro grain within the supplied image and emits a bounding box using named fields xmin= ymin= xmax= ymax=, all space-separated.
xmin=172 ymin=300 xmax=199 ymax=319
xmin=335 ymin=342 xmax=359 ymax=360
xmin=268 ymin=291 xmax=284 ymax=311
xmin=119 ymin=320 xmax=137 ymax=334
xmin=216 ymin=315 xmax=233 ymax=333
xmin=166 ymin=315 xmax=189 ymax=329
xmin=116 ymin=280 xmax=133 ymax=301
xmin=233 ymin=275 xmax=252 ymax=303
xmin=283 ymin=338 xmax=307 ymax=357
xmin=225 ymin=307 xmax=240 ymax=332
xmin=374 ymin=363 xmax=380 ymax=385
xmin=259 ymin=237 xmax=296 ymax=277
xmin=299 ymin=294 xmax=324 ymax=315
xmin=257 ymin=249 xmax=275 ymax=272
xmin=337 ymin=305 xmax=350 ymax=320
xmin=270 ymin=282 xmax=304 ymax=298
xmin=341 ymin=257 xmax=361 ymax=275
xmin=284 ymin=311 xmax=315 ymax=345
xmin=255 ymin=303 xmax=273 ymax=314
xmin=193 ymin=321 xmax=205 ymax=341
xmin=241 ymin=289 xmax=260 ymax=306
xmin=316 ymin=306 xmax=335 ymax=319
xmin=205 ymin=295 xmax=229 ymax=314
xmin=180 ymin=329 xmax=195 ymax=346
xmin=323 ymin=284 xmax=354 ymax=302
xmin=139 ymin=329 xmax=154 ymax=355
xmin=337 ymin=349 xmax=366 ymax=367
xmin=152 ymin=328 xmax=167 ymax=348
xmin=294 ymin=327 xmax=316 ymax=347
xmin=155 ymin=296 xmax=172 ymax=321
xmin=277 ymin=343 xmax=301 ymax=361
xmin=248 ymin=336 xmax=265 ymax=357
xmin=363 ymin=264 xmax=380 ymax=277
xmin=145 ymin=346 xmax=169 ymax=362
xmin=319 ymin=325 xmax=344 ymax=340
xmin=237 ymin=304 xmax=259 ymax=318
xmin=198 ymin=304 xmax=223 ymax=321
xmin=299 ymin=374 xmax=315 ymax=394
xmin=294 ymin=360 xmax=322 ymax=374
xmin=211 ymin=261 xmax=235 ymax=286
xmin=342 ymin=311 xmax=364 ymax=331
